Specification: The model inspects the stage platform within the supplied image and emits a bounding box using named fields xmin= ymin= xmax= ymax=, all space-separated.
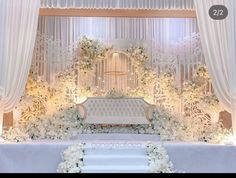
xmin=0 ymin=134 xmax=236 ymax=173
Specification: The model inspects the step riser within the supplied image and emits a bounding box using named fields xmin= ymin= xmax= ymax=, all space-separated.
xmin=85 ymin=149 xmax=146 ymax=155
xmin=82 ymin=143 xmax=149 ymax=173
xmin=84 ymin=157 xmax=148 ymax=166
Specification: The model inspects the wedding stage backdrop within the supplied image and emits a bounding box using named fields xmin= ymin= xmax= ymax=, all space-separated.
xmin=1 ymin=0 xmax=236 ymax=173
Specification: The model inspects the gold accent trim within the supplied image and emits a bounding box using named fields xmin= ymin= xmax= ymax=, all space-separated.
xmin=104 ymin=71 xmax=128 ymax=76
xmin=39 ymin=8 xmax=196 ymax=18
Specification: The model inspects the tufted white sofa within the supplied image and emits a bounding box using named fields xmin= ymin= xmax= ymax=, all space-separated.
xmin=77 ymin=97 xmax=154 ymax=125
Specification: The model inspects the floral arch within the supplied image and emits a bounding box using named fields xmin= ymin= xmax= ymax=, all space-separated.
xmin=75 ymin=36 xmax=155 ymax=100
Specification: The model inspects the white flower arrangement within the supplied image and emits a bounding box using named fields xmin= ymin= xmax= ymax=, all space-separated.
xmin=57 ymin=142 xmax=84 ymax=173
xmin=3 ymin=105 xmax=83 ymax=142
xmin=198 ymin=94 xmax=223 ymax=114
xmin=151 ymin=106 xmax=232 ymax=143
xmin=53 ymin=67 xmax=79 ymax=109
xmin=181 ymin=65 xmax=211 ymax=104
xmin=126 ymin=46 xmax=149 ymax=69
xmin=2 ymin=127 xmax=30 ymax=142
xmin=14 ymin=71 xmax=51 ymax=125
xmin=146 ymin=142 xmax=175 ymax=173
xmin=25 ymin=106 xmax=83 ymax=140
xmin=105 ymin=88 xmax=125 ymax=98
xmin=2 ymin=37 xmax=232 ymax=145
xmin=77 ymin=36 xmax=110 ymax=71
xmin=3 ymin=104 xmax=232 ymax=144
xmin=155 ymin=72 xmax=180 ymax=110
xmin=127 ymin=87 xmax=154 ymax=104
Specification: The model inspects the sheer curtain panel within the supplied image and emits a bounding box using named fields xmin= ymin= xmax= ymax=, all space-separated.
xmin=0 ymin=0 xmax=40 ymax=135
xmin=194 ymin=0 xmax=236 ymax=136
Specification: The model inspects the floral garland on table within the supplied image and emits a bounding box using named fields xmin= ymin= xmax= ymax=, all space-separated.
xmin=57 ymin=142 xmax=85 ymax=173
xmin=146 ymin=142 xmax=175 ymax=173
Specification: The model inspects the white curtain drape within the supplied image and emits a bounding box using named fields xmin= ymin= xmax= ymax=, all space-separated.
xmin=40 ymin=0 xmax=195 ymax=10
xmin=0 ymin=0 xmax=40 ymax=135
xmin=35 ymin=16 xmax=198 ymax=83
xmin=0 ymin=87 xmax=3 ymax=135
xmin=194 ymin=0 xmax=236 ymax=135
xmin=38 ymin=16 xmax=198 ymax=50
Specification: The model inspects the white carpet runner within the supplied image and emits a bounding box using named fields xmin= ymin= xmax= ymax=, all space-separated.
xmin=81 ymin=142 xmax=149 ymax=173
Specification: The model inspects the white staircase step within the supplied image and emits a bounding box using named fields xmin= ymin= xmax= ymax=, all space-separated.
xmin=81 ymin=142 xmax=149 ymax=173
xmin=83 ymin=155 xmax=148 ymax=166
xmin=81 ymin=165 xmax=150 ymax=173
xmin=78 ymin=134 xmax=160 ymax=142
xmin=84 ymin=142 xmax=146 ymax=155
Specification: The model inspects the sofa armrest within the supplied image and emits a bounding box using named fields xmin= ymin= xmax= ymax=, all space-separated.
xmin=76 ymin=104 xmax=87 ymax=119
xmin=145 ymin=105 xmax=155 ymax=121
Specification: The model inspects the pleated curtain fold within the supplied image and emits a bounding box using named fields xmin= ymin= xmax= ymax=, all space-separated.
xmin=194 ymin=0 xmax=236 ymax=136
xmin=0 ymin=0 xmax=40 ymax=135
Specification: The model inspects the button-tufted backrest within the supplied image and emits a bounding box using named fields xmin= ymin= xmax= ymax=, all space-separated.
xmin=79 ymin=97 xmax=153 ymax=125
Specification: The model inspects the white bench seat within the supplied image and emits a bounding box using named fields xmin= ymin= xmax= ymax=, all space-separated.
xmin=77 ymin=97 xmax=154 ymax=125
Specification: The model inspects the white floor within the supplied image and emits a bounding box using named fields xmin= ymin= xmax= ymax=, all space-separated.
xmin=1 ymin=134 xmax=236 ymax=173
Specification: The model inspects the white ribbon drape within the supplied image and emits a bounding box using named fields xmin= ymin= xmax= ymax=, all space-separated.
xmin=0 ymin=0 xmax=40 ymax=135
xmin=40 ymin=0 xmax=195 ymax=10
xmin=194 ymin=0 xmax=236 ymax=135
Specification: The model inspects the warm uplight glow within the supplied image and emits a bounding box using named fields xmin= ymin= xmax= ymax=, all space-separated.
xmin=113 ymin=52 xmax=119 ymax=57
xmin=104 ymin=52 xmax=128 ymax=76
xmin=74 ymin=97 xmax=87 ymax=104
xmin=221 ymin=135 xmax=236 ymax=145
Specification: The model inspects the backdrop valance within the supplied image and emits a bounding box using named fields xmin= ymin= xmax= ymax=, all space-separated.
xmin=40 ymin=0 xmax=195 ymax=10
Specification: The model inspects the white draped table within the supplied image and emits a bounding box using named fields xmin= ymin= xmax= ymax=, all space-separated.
xmin=0 ymin=134 xmax=236 ymax=173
